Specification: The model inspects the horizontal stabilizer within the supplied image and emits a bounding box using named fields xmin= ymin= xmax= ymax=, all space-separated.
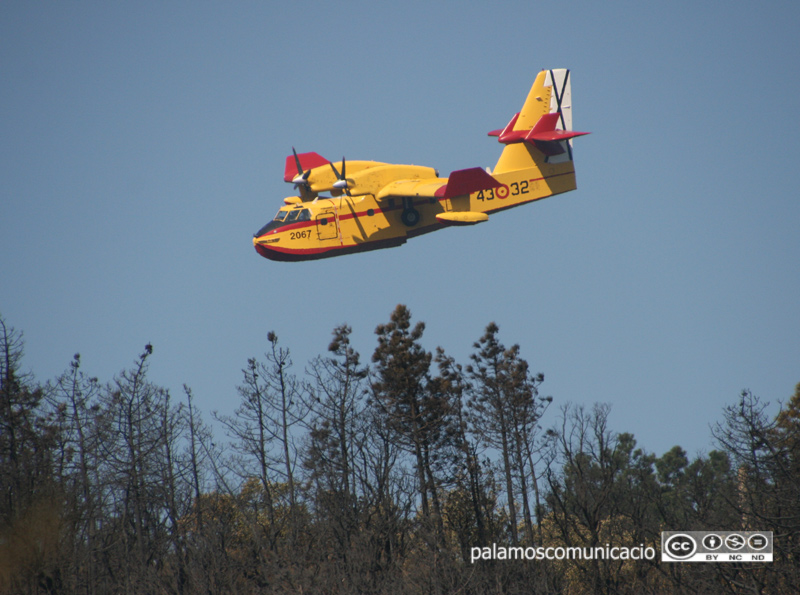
xmin=488 ymin=113 xmax=519 ymax=139
xmin=490 ymin=112 xmax=589 ymax=149
xmin=436 ymin=211 xmax=489 ymax=225
xmin=284 ymin=151 xmax=330 ymax=182
xmin=435 ymin=167 xmax=501 ymax=198
xmin=527 ymin=112 xmax=590 ymax=143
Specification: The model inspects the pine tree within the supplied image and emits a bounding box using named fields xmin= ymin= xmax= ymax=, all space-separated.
xmin=371 ymin=305 xmax=455 ymax=544
xmin=467 ymin=322 xmax=549 ymax=545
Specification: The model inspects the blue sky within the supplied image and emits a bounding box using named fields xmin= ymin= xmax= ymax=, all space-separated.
xmin=2 ymin=1 xmax=799 ymax=457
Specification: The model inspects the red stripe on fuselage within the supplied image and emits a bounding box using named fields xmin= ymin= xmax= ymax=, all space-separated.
xmin=256 ymin=235 xmax=408 ymax=261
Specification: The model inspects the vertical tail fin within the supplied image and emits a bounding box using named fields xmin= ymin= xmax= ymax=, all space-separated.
xmin=490 ymin=69 xmax=587 ymax=174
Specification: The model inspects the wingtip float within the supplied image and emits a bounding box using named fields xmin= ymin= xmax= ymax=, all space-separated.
xmin=254 ymin=69 xmax=589 ymax=262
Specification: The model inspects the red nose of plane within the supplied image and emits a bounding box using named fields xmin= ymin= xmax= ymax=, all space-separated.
xmin=253 ymin=236 xmax=271 ymax=258
xmin=254 ymin=235 xmax=292 ymax=261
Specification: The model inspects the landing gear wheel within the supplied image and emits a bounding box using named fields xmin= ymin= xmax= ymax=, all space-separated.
xmin=401 ymin=207 xmax=420 ymax=227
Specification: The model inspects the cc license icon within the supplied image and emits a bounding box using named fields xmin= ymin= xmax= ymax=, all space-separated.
xmin=665 ymin=534 xmax=697 ymax=560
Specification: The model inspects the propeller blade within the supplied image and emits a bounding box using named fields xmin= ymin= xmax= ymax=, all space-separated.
xmin=329 ymin=160 xmax=341 ymax=181
xmin=291 ymin=147 xmax=313 ymax=191
xmin=328 ymin=156 xmax=351 ymax=196
xmin=292 ymin=147 xmax=303 ymax=177
xmin=330 ymin=156 xmax=350 ymax=190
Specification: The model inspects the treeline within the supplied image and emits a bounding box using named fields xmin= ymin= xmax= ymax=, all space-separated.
xmin=1 ymin=306 xmax=798 ymax=594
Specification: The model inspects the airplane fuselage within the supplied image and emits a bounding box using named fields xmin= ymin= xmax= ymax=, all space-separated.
xmin=253 ymin=161 xmax=576 ymax=261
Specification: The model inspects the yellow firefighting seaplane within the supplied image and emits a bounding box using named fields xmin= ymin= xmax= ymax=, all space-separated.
xmin=253 ymin=68 xmax=588 ymax=261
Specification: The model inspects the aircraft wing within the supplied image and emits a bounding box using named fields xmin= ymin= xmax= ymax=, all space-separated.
xmin=375 ymin=178 xmax=444 ymax=200
xmin=375 ymin=167 xmax=501 ymax=201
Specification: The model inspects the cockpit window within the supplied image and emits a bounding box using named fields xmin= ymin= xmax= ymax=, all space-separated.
xmin=285 ymin=208 xmax=310 ymax=223
xmin=254 ymin=208 xmax=312 ymax=238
